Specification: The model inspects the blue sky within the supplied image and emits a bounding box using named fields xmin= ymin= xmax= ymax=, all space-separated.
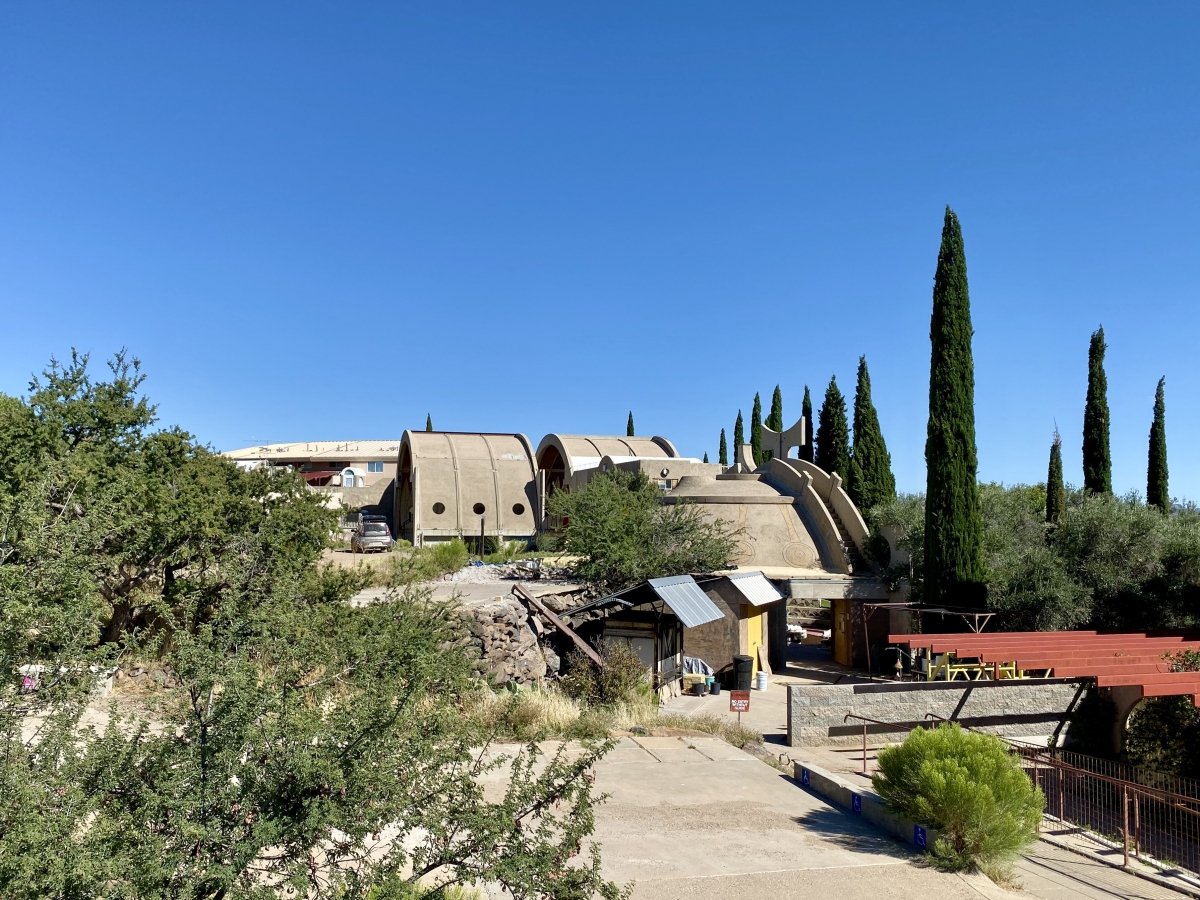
xmin=3 ymin=4 xmax=1198 ymax=501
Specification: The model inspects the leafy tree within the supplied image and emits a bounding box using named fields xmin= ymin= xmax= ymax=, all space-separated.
xmin=1046 ymin=431 xmax=1065 ymax=525
xmin=1082 ymin=327 xmax=1112 ymax=495
xmin=924 ymin=207 xmax=986 ymax=609
xmin=874 ymin=724 xmax=1043 ymax=872
xmin=626 ymin=410 xmax=634 ymax=437
xmin=733 ymin=411 xmax=744 ymax=461
xmin=0 ymin=352 xmax=626 ymax=899
xmin=750 ymin=393 xmax=763 ymax=466
xmin=718 ymin=428 xmax=728 ymax=466
xmin=425 ymin=413 xmax=433 ymax=432
xmin=815 ymin=376 xmax=850 ymax=479
xmin=981 ymin=484 xmax=1091 ymax=631
xmin=1148 ymin=377 xmax=1169 ymax=512
xmin=799 ymin=385 xmax=814 ymax=463
xmin=849 ymin=356 xmax=895 ymax=512
xmin=764 ymin=385 xmax=783 ymax=460
xmin=547 ymin=468 xmax=737 ymax=591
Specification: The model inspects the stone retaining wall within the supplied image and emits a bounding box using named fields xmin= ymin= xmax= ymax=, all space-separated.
xmin=462 ymin=596 xmax=548 ymax=685
xmin=787 ymin=678 xmax=1089 ymax=747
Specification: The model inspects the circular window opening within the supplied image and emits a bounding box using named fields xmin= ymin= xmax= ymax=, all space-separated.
xmin=472 ymin=502 xmax=486 ymax=515
xmin=432 ymin=502 xmax=446 ymax=515
xmin=512 ymin=503 xmax=526 ymax=515
xmin=660 ymin=467 xmax=670 ymax=477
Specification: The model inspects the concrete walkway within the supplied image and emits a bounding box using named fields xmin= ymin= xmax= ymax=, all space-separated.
xmin=663 ymin=672 xmax=1197 ymax=900
xmin=589 ymin=735 xmax=1009 ymax=900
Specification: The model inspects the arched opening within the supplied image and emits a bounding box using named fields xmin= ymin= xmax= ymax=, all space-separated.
xmin=397 ymin=444 xmax=414 ymax=542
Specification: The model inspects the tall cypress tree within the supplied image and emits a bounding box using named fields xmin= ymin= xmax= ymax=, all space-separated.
xmin=800 ymin=385 xmax=814 ymax=463
xmin=702 ymin=451 xmax=709 ymax=464
xmin=425 ymin=414 xmax=433 ymax=432
xmin=765 ymin=385 xmax=783 ymax=460
xmin=815 ymin=376 xmax=850 ymax=479
xmin=1148 ymin=377 xmax=1169 ymax=512
xmin=849 ymin=356 xmax=896 ymax=511
xmin=1046 ymin=430 xmax=1065 ymax=525
xmin=626 ymin=411 xmax=635 ymax=437
xmin=733 ymin=411 xmax=744 ymax=461
xmin=750 ymin=393 xmax=764 ymax=466
xmin=924 ymin=207 xmax=986 ymax=609
xmin=1082 ymin=327 xmax=1112 ymax=495
xmin=718 ymin=428 xmax=728 ymax=466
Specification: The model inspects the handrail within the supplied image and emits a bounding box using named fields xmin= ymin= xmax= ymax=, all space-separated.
xmin=842 ymin=713 xmax=913 ymax=775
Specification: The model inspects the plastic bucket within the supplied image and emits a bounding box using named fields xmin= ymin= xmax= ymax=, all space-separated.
xmin=754 ymin=671 xmax=768 ymax=691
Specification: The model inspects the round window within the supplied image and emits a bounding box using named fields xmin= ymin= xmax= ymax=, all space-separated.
xmin=512 ymin=503 xmax=525 ymax=515
xmin=432 ymin=502 xmax=445 ymax=515
xmin=473 ymin=502 xmax=486 ymax=515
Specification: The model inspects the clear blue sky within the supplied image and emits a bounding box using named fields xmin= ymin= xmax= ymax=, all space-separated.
xmin=3 ymin=4 xmax=1198 ymax=501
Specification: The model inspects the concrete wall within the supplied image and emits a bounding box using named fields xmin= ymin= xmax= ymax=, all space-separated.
xmin=787 ymin=678 xmax=1090 ymax=748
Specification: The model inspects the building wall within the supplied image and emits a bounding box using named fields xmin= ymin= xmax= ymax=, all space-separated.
xmin=787 ymin=678 xmax=1090 ymax=747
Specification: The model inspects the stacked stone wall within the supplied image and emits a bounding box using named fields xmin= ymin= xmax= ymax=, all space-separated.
xmin=787 ymin=678 xmax=1089 ymax=747
xmin=461 ymin=596 xmax=548 ymax=685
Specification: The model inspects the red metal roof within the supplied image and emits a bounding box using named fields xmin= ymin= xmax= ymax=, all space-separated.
xmin=889 ymin=630 xmax=1200 ymax=707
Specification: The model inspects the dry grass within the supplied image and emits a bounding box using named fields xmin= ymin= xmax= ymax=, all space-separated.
xmin=463 ymin=684 xmax=763 ymax=751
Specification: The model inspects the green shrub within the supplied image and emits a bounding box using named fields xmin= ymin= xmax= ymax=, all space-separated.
xmin=872 ymin=724 xmax=1044 ymax=872
xmin=561 ymin=641 xmax=655 ymax=709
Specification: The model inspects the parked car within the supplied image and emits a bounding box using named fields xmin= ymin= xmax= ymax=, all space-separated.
xmin=351 ymin=521 xmax=395 ymax=553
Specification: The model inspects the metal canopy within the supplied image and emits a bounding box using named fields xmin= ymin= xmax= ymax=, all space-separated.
xmin=725 ymin=570 xmax=784 ymax=607
xmin=647 ymin=575 xmax=726 ymax=628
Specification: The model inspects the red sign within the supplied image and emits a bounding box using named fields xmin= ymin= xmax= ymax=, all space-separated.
xmin=729 ymin=690 xmax=751 ymax=713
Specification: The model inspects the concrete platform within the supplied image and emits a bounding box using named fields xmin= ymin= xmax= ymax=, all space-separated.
xmin=590 ymin=736 xmax=1006 ymax=899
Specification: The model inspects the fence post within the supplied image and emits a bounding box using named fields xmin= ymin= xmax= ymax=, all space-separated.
xmin=861 ymin=723 xmax=868 ymax=776
xmin=1132 ymin=792 xmax=1140 ymax=858
xmin=1121 ymin=784 xmax=1129 ymax=868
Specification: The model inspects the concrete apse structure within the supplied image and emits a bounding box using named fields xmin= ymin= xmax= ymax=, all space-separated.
xmin=395 ymin=431 xmax=539 ymax=546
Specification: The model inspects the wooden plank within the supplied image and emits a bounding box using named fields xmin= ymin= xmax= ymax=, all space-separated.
xmin=511 ymin=585 xmax=605 ymax=669
xmin=757 ymin=643 xmax=772 ymax=677
xmin=1096 ymin=673 xmax=1200 ymax=688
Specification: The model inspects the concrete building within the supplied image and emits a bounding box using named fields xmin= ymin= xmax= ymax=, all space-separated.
xmin=395 ymin=431 xmax=538 ymax=547
xmin=221 ymin=440 xmax=400 ymax=514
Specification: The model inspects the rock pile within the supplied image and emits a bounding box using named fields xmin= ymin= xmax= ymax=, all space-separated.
xmin=461 ymin=595 xmax=548 ymax=685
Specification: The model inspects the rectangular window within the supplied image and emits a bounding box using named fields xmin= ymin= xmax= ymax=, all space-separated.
xmin=367 ymin=461 xmax=384 ymax=473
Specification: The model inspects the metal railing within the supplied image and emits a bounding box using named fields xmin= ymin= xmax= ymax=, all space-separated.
xmin=916 ymin=713 xmax=1200 ymax=877
xmin=841 ymin=713 xmax=913 ymax=775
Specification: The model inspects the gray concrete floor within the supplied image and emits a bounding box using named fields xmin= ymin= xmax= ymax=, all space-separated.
xmin=589 ymin=735 xmax=1007 ymax=900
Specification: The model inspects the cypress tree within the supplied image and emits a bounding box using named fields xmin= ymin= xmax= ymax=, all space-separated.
xmin=765 ymin=385 xmax=783 ymax=460
xmin=1046 ymin=430 xmax=1065 ymax=525
xmin=815 ymin=376 xmax=850 ymax=478
xmin=1147 ymin=377 xmax=1169 ymax=512
xmin=750 ymin=393 xmax=763 ymax=466
xmin=718 ymin=428 xmax=728 ymax=466
xmin=924 ymin=207 xmax=986 ymax=609
xmin=703 ymin=451 xmax=709 ymax=464
xmin=1082 ymin=327 xmax=1112 ymax=495
xmin=627 ymin=411 xmax=635 ymax=437
xmin=733 ymin=412 xmax=744 ymax=460
xmin=849 ymin=356 xmax=896 ymax=511
xmin=800 ymin=385 xmax=814 ymax=463
xmin=425 ymin=414 xmax=433 ymax=432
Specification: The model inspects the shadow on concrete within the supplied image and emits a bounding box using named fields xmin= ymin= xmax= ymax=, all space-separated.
xmin=790 ymin=805 xmax=916 ymax=855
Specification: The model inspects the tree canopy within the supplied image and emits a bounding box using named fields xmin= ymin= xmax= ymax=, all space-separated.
xmin=1082 ymin=327 xmax=1112 ymax=495
xmin=1148 ymin=377 xmax=1169 ymax=512
xmin=548 ymin=468 xmax=737 ymax=592
xmin=849 ymin=356 xmax=895 ymax=513
xmin=924 ymin=207 xmax=986 ymax=608
xmin=815 ymin=376 xmax=850 ymax=480
xmin=0 ymin=351 xmax=624 ymax=899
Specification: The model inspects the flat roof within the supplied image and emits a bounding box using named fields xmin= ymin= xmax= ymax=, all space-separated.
xmin=222 ymin=440 xmax=401 ymax=461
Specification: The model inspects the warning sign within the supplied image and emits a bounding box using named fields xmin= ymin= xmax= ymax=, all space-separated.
xmin=729 ymin=690 xmax=751 ymax=713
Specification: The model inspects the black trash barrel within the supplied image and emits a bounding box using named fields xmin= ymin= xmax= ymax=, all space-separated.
xmin=733 ymin=655 xmax=754 ymax=691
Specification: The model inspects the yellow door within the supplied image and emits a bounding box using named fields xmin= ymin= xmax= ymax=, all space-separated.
xmin=745 ymin=609 xmax=764 ymax=675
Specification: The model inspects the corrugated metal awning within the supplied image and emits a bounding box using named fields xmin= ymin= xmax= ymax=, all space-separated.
xmin=647 ymin=575 xmax=726 ymax=628
xmin=725 ymin=570 xmax=784 ymax=607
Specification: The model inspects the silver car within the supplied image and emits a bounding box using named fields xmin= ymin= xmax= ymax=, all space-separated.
xmin=351 ymin=521 xmax=394 ymax=553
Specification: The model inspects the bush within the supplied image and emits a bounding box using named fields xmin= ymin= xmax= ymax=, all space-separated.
xmin=873 ymin=724 xmax=1044 ymax=872
xmin=561 ymin=641 xmax=656 ymax=709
